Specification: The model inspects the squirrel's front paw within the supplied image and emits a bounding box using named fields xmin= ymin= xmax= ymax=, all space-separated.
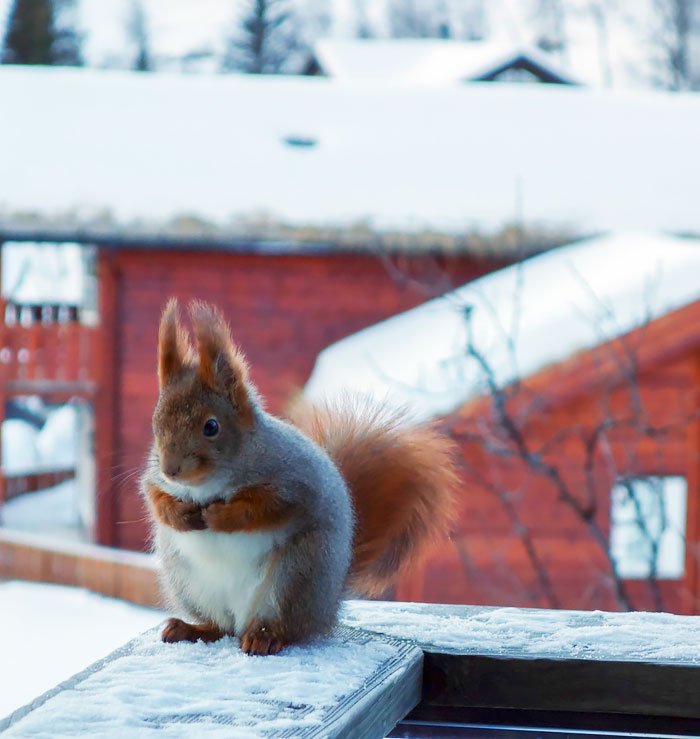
xmin=201 ymin=500 xmax=239 ymax=532
xmin=148 ymin=485 xmax=207 ymax=532
xmin=163 ymin=500 xmax=206 ymax=532
xmin=240 ymin=623 xmax=286 ymax=656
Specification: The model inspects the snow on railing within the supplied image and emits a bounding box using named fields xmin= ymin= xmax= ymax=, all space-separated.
xmin=2 ymin=600 xmax=700 ymax=736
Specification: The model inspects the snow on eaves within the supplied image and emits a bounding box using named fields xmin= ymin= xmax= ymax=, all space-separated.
xmin=1 ymin=67 xmax=700 ymax=240
xmin=311 ymin=38 xmax=579 ymax=85
xmin=303 ymin=232 xmax=700 ymax=421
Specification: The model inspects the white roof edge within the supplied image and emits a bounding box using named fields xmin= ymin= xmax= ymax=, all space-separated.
xmin=304 ymin=231 xmax=700 ymax=420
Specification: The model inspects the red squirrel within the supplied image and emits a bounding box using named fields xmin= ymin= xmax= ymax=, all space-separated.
xmin=141 ymin=300 xmax=458 ymax=655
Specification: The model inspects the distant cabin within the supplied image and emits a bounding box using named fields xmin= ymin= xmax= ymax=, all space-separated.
xmin=303 ymin=38 xmax=579 ymax=85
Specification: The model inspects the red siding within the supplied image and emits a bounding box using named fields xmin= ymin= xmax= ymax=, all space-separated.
xmin=104 ymin=249 xmax=502 ymax=550
xmin=396 ymin=348 xmax=700 ymax=614
xmin=93 ymin=247 xmax=700 ymax=615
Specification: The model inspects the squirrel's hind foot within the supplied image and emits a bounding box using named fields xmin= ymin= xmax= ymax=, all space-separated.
xmin=240 ymin=623 xmax=286 ymax=656
xmin=161 ymin=617 xmax=225 ymax=644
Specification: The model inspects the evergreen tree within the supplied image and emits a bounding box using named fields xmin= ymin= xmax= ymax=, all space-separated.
xmin=126 ymin=0 xmax=152 ymax=72
xmin=2 ymin=0 xmax=54 ymax=64
xmin=2 ymin=0 xmax=82 ymax=66
xmin=52 ymin=0 xmax=83 ymax=66
xmin=222 ymin=0 xmax=299 ymax=74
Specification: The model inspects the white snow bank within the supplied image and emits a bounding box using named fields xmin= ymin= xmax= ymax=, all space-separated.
xmin=3 ymin=623 xmax=402 ymax=736
xmin=0 ymin=581 xmax=163 ymax=719
xmin=1 ymin=67 xmax=699 ymax=233
xmin=341 ymin=600 xmax=700 ymax=664
xmin=2 ymin=404 xmax=78 ymax=475
xmin=1 ymin=420 xmax=41 ymax=474
xmin=36 ymin=405 xmax=79 ymax=469
xmin=312 ymin=38 xmax=578 ymax=85
xmin=1 ymin=480 xmax=80 ymax=533
xmin=304 ymin=232 xmax=700 ymax=420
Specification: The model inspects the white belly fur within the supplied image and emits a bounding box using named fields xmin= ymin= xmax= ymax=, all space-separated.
xmin=166 ymin=528 xmax=282 ymax=635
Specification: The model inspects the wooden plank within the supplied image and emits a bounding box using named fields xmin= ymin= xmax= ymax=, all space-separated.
xmin=687 ymin=351 xmax=700 ymax=613
xmin=0 ymin=625 xmax=423 ymax=738
xmin=94 ymin=249 xmax=119 ymax=546
xmin=2 ymin=469 xmax=75 ymax=501
xmin=320 ymin=630 xmax=422 ymax=739
xmin=342 ymin=600 xmax=700 ymax=720
xmin=0 ymin=529 xmax=159 ymax=606
xmin=394 ymin=704 xmax=700 ymax=735
xmin=5 ymin=379 xmax=96 ymax=396
xmin=422 ymin=652 xmax=700 ymax=719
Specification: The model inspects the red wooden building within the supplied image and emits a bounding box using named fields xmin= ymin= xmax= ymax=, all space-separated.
xmin=402 ymin=299 xmax=700 ymax=615
xmin=4 ymin=231 xmax=700 ymax=616
xmin=0 ymin=235 xmax=508 ymax=551
xmin=304 ymin=233 xmax=700 ymax=614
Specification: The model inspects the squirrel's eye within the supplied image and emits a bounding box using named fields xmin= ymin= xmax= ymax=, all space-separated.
xmin=203 ymin=418 xmax=219 ymax=438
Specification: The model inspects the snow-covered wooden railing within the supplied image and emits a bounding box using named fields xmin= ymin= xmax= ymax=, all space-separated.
xmin=3 ymin=601 xmax=700 ymax=737
xmin=0 ymin=529 xmax=159 ymax=608
xmin=1 ymin=468 xmax=75 ymax=502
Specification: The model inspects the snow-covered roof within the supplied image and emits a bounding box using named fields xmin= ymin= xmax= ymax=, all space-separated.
xmin=303 ymin=232 xmax=700 ymax=421
xmin=309 ymin=38 xmax=579 ymax=85
xmin=1 ymin=67 xmax=700 ymax=241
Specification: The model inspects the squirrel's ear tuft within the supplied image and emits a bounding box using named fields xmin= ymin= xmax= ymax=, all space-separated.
xmin=158 ymin=299 xmax=190 ymax=388
xmin=188 ymin=300 xmax=253 ymax=424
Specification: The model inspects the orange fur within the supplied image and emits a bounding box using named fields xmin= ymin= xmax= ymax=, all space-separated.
xmin=161 ymin=618 xmax=225 ymax=644
xmin=201 ymin=484 xmax=293 ymax=533
xmin=147 ymin=484 xmax=206 ymax=532
xmin=148 ymin=482 xmax=291 ymax=534
xmin=158 ymin=299 xmax=191 ymax=388
xmin=188 ymin=301 xmax=253 ymax=426
xmin=288 ymin=398 xmax=459 ymax=597
xmin=240 ymin=620 xmax=287 ymax=655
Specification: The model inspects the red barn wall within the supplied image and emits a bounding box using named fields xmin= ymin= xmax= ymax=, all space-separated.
xmin=397 ymin=350 xmax=700 ymax=614
xmin=103 ymin=248 xmax=504 ymax=550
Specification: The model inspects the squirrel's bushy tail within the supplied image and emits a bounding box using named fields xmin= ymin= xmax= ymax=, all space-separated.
xmin=288 ymin=396 xmax=459 ymax=597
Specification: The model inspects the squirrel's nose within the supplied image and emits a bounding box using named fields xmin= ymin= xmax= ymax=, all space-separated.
xmin=163 ymin=462 xmax=181 ymax=479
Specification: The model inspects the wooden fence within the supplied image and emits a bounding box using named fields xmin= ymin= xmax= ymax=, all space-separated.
xmin=0 ymin=303 xmax=98 ymax=397
xmin=1 ymin=469 xmax=75 ymax=503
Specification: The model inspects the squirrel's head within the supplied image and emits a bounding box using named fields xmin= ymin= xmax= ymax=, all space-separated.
xmin=152 ymin=299 xmax=254 ymax=487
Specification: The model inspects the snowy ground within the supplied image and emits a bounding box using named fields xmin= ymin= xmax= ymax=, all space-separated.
xmin=1 ymin=401 xmax=89 ymax=541
xmin=0 ymin=581 xmax=163 ymax=719
xmin=1 ymin=480 xmax=85 ymax=541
